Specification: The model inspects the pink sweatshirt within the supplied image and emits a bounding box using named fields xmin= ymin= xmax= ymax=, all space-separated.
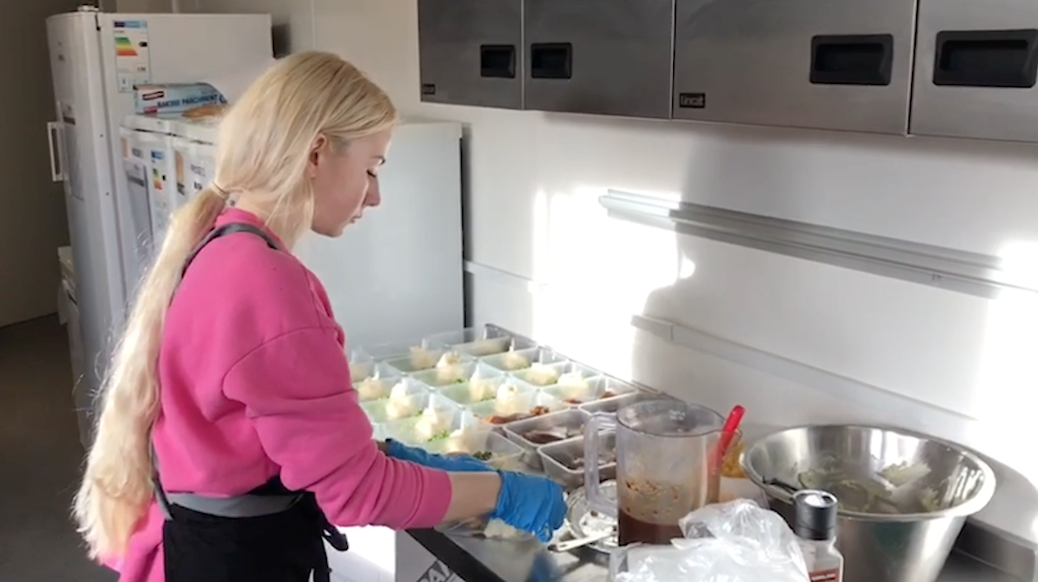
xmin=110 ymin=208 xmax=452 ymax=582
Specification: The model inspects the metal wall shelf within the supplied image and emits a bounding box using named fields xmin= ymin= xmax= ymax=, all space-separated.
xmin=600 ymin=190 xmax=1036 ymax=300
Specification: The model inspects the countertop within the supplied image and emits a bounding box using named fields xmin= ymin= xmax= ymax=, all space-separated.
xmin=404 ymin=420 xmax=1031 ymax=582
xmin=408 ymin=527 xmax=1021 ymax=582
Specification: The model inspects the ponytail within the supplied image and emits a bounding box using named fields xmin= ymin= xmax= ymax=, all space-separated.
xmin=73 ymin=187 xmax=226 ymax=559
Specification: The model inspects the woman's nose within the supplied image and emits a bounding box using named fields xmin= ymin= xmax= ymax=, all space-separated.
xmin=365 ymin=177 xmax=381 ymax=207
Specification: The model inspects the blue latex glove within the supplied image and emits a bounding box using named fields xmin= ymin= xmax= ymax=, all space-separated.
xmin=490 ymin=470 xmax=567 ymax=542
xmin=384 ymin=439 xmax=493 ymax=473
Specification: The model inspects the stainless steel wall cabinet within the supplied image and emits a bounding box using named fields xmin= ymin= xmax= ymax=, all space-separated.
xmin=523 ymin=0 xmax=674 ymax=119
xmin=911 ymin=0 xmax=1038 ymax=142
xmin=418 ymin=0 xmax=524 ymax=109
xmin=672 ymin=0 xmax=917 ymax=134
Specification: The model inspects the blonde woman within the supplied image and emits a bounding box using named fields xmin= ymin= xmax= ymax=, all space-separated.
xmin=74 ymin=51 xmax=565 ymax=582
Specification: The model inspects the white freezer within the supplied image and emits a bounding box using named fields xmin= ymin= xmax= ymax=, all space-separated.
xmin=46 ymin=8 xmax=272 ymax=447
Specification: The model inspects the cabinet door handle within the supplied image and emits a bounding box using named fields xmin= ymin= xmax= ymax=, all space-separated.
xmin=933 ymin=29 xmax=1038 ymax=88
xmin=530 ymin=43 xmax=573 ymax=79
xmin=810 ymin=34 xmax=894 ymax=86
xmin=480 ymin=44 xmax=517 ymax=78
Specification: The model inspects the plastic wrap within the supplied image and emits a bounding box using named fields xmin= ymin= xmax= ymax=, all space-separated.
xmin=610 ymin=499 xmax=809 ymax=582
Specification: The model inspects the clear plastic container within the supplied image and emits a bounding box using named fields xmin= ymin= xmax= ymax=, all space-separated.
xmin=480 ymin=347 xmax=567 ymax=373
xmin=502 ymin=408 xmax=590 ymax=469
xmin=351 ymin=366 xmax=405 ymax=402
xmin=425 ymin=431 xmax=526 ymax=471
xmin=409 ymin=357 xmax=487 ymax=389
xmin=436 ymin=364 xmax=507 ymax=406
xmin=383 ymin=399 xmax=491 ymax=452
xmin=424 ymin=327 xmax=538 ymax=357
xmin=579 ymin=390 xmax=673 ymax=415
xmin=513 ymin=360 xmax=598 ymax=388
xmin=348 ymin=349 xmax=373 ymax=383
xmin=543 ymin=375 xmax=638 ymax=406
xmin=362 ymin=338 xmax=441 ymax=362
xmin=539 ymin=432 xmax=617 ymax=490
xmin=467 ymin=381 xmax=567 ymax=425
xmin=381 ymin=347 xmax=449 ymax=374
xmin=360 ymin=380 xmax=431 ymax=424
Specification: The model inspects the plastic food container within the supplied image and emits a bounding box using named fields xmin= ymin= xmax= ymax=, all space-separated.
xmin=512 ymin=361 xmax=597 ymax=388
xmin=425 ymin=431 xmax=525 ymax=472
xmin=480 ymin=347 xmax=567 ymax=373
xmin=579 ymin=390 xmax=672 ymax=415
xmin=543 ymin=376 xmax=638 ymax=407
xmin=382 ymin=347 xmax=460 ymax=374
xmin=360 ymin=380 xmax=431 ymax=424
xmin=383 ymin=400 xmax=492 ymax=452
xmin=466 ymin=383 xmax=567 ymax=425
xmin=502 ymin=408 xmax=590 ymax=469
xmin=538 ymin=433 xmax=617 ymax=490
xmin=361 ymin=338 xmax=440 ymax=362
xmin=350 ymin=364 xmax=403 ymax=401
xmin=409 ymin=358 xmax=489 ymax=389
xmin=424 ymin=327 xmax=538 ymax=357
xmin=436 ymin=365 xmax=507 ymax=406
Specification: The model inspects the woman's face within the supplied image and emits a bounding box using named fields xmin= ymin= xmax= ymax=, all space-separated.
xmin=309 ymin=129 xmax=391 ymax=237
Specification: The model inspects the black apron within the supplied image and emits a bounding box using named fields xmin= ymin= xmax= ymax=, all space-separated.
xmin=154 ymin=222 xmax=349 ymax=582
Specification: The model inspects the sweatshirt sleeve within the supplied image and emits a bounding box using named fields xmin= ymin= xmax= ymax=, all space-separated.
xmin=221 ymin=326 xmax=452 ymax=529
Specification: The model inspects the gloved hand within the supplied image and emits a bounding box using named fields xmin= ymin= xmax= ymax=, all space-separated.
xmin=384 ymin=439 xmax=493 ymax=473
xmin=489 ymin=470 xmax=567 ymax=542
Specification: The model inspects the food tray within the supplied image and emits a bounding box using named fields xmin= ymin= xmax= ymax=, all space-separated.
xmin=502 ymin=409 xmax=590 ymax=469
xmin=539 ymin=433 xmax=617 ymax=490
xmin=467 ymin=386 xmax=567 ymax=426
xmin=579 ymin=390 xmax=672 ymax=415
xmin=382 ymin=397 xmax=492 ymax=452
xmin=512 ymin=360 xmax=598 ymax=388
xmin=425 ymin=327 xmax=538 ymax=357
xmin=543 ymin=376 xmax=639 ymax=407
xmin=436 ymin=365 xmax=507 ymax=406
xmin=359 ymin=379 xmax=432 ymax=424
xmin=480 ymin=347 xmax=567 ymax=373
xmin=425 ymin=431 xmax=525 ymax=471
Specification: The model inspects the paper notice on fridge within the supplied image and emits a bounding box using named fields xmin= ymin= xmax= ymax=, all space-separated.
xmin=199 ymin=57 xmax=277 ymax=104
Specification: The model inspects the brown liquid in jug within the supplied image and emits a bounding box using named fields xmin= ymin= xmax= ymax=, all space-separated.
xmin=618 ymin=473 xmax=719 ymax=546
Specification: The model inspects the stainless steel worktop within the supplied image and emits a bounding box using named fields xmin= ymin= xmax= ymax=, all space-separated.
xmin=408 ymin=527 xmax=1021 ymax=582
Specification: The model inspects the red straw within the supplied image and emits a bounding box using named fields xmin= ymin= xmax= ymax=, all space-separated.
xmin=712 ymin=405 xmax=746 ymax=470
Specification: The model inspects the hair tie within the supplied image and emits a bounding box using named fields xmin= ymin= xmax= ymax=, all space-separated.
xmin=211 ymin=183 xmax=231 ymax=200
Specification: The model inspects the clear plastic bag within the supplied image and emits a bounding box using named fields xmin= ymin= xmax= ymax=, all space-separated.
xmin=610 ymin=499 xmax=810 ymax=582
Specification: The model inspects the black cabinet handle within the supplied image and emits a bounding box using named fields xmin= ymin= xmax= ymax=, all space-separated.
xmin=480 ymin=45 xmax=516 ymax=79
xmin=933 ymin=29 xmax=1038 ymax=88
xmin=810 ymin=34 xmax=894 ymax=86
xmin=530 ymin=43 xmax=572 ymax=79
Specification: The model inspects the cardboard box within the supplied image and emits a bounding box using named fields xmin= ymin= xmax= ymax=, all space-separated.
xmin=134 ymin=83 xmax=225 ymax=115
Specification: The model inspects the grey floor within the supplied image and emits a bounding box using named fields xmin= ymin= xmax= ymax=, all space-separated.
xmin=0 ymin=316 xmax=115 ymax=581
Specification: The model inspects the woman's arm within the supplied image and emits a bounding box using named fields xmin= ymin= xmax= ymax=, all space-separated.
xmin=443 ymin=473 xmax=501 ymax=522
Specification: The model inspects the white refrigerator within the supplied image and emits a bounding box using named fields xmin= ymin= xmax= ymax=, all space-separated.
xmin=45 ymin=7 xmax=273 ymax=447
xmin=122 ymin=113 xmax=467 ymax=351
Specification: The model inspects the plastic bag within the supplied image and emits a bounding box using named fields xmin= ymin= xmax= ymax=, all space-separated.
xmin=610 ymin=499 xmax=809 ymax=582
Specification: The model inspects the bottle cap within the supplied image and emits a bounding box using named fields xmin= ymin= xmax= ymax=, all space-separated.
xmin=793 ymin=489 xmax=838 ymax=541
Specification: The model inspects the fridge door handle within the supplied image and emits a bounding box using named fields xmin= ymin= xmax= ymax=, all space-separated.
xmin=47 ymin=121 xmax=65 ymax=183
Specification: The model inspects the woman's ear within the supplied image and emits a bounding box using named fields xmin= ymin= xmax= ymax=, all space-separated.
xmin=307 ymin=134 xmax=328 ymax=178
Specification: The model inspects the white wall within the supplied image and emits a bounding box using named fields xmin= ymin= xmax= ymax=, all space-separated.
xmin=193 ymin=0 xmax=1038 ymax=480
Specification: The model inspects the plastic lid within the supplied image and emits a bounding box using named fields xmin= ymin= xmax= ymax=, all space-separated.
xmin=793 ymin=489 xmax=838 ymax=541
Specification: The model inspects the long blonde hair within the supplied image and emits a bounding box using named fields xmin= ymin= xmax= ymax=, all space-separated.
xmin=74 ymin=51 xmax=398 ymax=559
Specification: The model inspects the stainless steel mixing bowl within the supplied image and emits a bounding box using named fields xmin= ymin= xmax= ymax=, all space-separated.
xmin=741 ymin=424 xmax=996 ymax=582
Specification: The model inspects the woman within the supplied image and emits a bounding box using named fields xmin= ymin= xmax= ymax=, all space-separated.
xmin=74 ymin=51 xmax=566 ymax=582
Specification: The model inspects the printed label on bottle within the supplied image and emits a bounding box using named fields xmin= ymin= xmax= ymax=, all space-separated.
xmin=810 ymin=568 xmax=841 ymax=582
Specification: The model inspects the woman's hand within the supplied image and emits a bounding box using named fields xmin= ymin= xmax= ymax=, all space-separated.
xmin=384 ymin=439 xmax=493 ymax=473
xmin=489 ymin=471 xmax=567 ymax=542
